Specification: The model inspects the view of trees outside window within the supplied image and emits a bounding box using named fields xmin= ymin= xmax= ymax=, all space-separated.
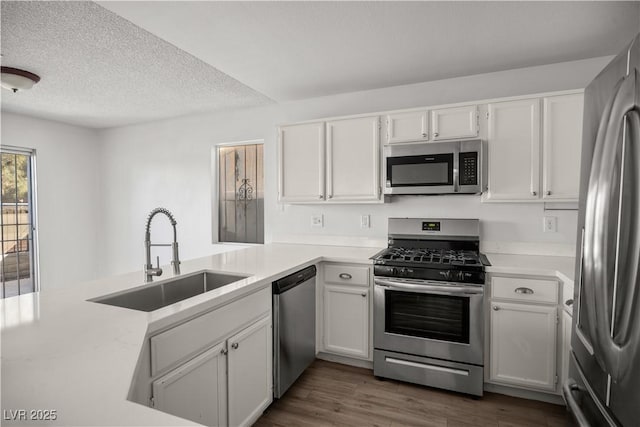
xmin=1 ymin=151 xmax=36 ymax=298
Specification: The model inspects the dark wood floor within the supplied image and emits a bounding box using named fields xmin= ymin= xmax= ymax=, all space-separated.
xmin=255 ymin=359 xmax=572 ymax=427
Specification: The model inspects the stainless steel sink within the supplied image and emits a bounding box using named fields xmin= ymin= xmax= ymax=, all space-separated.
xmin=90 ymin=271 xmax=250 ymax=312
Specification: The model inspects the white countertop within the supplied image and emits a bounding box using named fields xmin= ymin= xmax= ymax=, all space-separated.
xmin=0 ymin=243 xmax=381 ymax=427
xmin=485 ymin=252 xmax=576 ymax=285
xmin=485 ymin=252 xmax=577 ymax=315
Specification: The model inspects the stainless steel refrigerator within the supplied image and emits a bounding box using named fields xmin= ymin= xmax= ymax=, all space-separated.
xmin=564 ymin=33 xmax=640 ymax=426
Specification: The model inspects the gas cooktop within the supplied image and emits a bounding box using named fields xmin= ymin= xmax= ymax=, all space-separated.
xmin=373 ymin=247 xmax=484 ymax=267
xmin=371 ymin=218 xmax=490 ymax=284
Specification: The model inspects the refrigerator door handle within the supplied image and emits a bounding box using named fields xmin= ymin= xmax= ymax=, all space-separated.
xmin=583 ymin=68 xmax=640 ymax=381
xmin=563 ymin=379 xmax=593 ymax=427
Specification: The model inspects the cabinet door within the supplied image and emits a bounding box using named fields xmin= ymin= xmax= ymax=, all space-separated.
xmin=386 ymin=111 xmax=428 ymax=144
xmin=326 ymin=116 xmax=380 ymax=201
xmin=486 ymin=99 xmax=541 ymax=201
xmin=152 ymin=342 xmax=227 ymax=427
xmin=278 ymin=122 xmax=325 ymax=202
xmin=228 ymin=315 xmax=272 ymax=427
xmin=542 ymin=93 xmax=584 ymax=200
xmin=561 ymin=309 xmax=572 ymax=393
xmin=490 ymin=302 xmax=557 ymax=391
xmin=431 ymin=105 xmax=478 ymax=140
xmin=323 ymin=285 xmax=369 ymax=359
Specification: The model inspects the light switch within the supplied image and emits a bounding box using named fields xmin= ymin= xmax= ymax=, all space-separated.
xmin=360 ymin=214 xmax=370 ymax=228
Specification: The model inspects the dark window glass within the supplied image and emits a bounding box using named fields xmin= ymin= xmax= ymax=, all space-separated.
xmin=387 ymin=153 xmax=453 ymax=187
xmin=218 ymin=144 xmax=264 ymax=244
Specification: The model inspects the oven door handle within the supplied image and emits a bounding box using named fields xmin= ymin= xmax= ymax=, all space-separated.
xmin=374 ymin=278 xmax=484 ymax=295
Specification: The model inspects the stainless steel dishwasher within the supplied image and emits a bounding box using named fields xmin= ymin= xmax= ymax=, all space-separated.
xmin=272 ymin=265 xmax=316 ymax=398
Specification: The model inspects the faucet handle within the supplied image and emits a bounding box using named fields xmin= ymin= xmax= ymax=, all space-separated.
xmin=153 ymin=256 xmax=163 ymax=277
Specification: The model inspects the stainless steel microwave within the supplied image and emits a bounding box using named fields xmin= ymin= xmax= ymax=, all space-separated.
xmin=383 ymin=139 xmax=486 ymax=195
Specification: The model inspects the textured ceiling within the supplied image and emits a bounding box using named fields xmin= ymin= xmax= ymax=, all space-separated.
xmin=0 ymin=1 xmax=273 ymax=128
xmin=1 ymin=1 xmax=639 ymax=129
xmin=100 ymin=1 xmax=640 ymax=101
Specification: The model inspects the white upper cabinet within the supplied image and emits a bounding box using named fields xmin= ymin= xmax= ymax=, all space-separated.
xmin=431 ymin=105 xmax=479 ymax=141
xmin=326 ymin=116 xmax=380 ymax=202
xmin=386 ymin=111 xmax=429 ymax=144
xmin=542 ymin=93 xmax=584 ymax=201
xmin=278 ymin=122 xmax=325 ymax=202
xmin=486 ymin=98 xmax=541 ymax=201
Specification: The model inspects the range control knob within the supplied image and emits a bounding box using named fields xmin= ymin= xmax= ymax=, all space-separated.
xmin=456 ymin=271 xmax=466 ymax=282
xmin=439 ymin=270 xmax=451 ymax=281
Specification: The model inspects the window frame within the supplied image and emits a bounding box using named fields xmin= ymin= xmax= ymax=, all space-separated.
xmin=211 ymin=139 xmax=264 ymax=245
xmin=0 ymin=145 xmax=40 ymax=296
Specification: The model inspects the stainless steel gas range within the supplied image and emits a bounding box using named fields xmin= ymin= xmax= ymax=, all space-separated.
xmin=371 ymin=218 xmax=489 ymax=396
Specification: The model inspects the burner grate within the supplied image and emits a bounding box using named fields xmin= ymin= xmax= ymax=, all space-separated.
xmin=374 ymin=247 xmax=483 ymax=267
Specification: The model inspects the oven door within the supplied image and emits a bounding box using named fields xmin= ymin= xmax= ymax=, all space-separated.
xmin=385 ymin=152 xmax=455 ymax=194
xmin=374 ymin=277 xmax=484 ymax=366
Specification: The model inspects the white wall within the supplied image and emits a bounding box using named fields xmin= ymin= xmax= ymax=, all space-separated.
xmin=98 ymin=56 xmax=612 ymax=276
xmin=1 ymin=113 xmax=101 ymax=289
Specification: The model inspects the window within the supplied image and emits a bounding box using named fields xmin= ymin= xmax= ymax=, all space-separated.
xmin=1 ymin=147 xmax=38 ymax=298
xmin=214 ymin=141 xmax=264 ymax=244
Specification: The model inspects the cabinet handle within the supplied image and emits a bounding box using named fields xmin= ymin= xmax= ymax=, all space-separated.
xmin=328 ymin=195 xmax=333 ymax=199
xmin=546 ymin=190 xmax=552 ymax=196
xmin=338 ymin=273 xmax=352 ymax=280
xmin=433 ymin=132 xmax=439 ymax=138
xmin=231 ymin=342 xmax=239 ymax=350
xmin=319 ymin=195 xmax=323 ymax=199
xmin=492 ymin=306 xmax=500 ymax=311
xmin=361 ymin=292 xmax=367 ymax=297
xmin=531 ymin=191 xmax=537 ymax=196
xmin=565 ymin=299 xmax=574 ymax=306
xmin=221 ymin=348 xmax=228 ymax=355
xmin=515 ymin=287 xmax=534 ymax=295
xmin=422 ymin=132 xmax=427 ymax=138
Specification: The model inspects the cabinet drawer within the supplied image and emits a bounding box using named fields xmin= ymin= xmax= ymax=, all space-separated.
xmin=491 ymin=276 xmax=558 ymax=304
xmin=323 ymin=264 xmax=370 ymax=287
xmin=150 ymin=286 xmax=271 ymax=377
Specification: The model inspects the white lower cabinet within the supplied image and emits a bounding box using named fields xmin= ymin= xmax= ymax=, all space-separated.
xmin=227 ymin=316 xmax=272 ymax=427
xmin=489 ymin=301 xmax=558 ymax=391
xmin=323 ymin=284 xmax=369 ymax=359
xmin=153 ymin=314 xmax=271 ymax=427
xmin=153 ymin=342 xmax=227 ymax=427
xmin=149 ymin=287 xmax=272 ymax=427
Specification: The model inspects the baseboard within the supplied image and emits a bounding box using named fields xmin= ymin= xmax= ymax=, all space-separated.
xmin=483 ymin=382 xmax=565 ymax=405
xmin=316 ymin=352 xmax=373 ymax=369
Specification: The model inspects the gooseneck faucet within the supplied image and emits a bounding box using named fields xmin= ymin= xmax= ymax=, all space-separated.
xmin=144 ymin=207 xmax=181 ymax=282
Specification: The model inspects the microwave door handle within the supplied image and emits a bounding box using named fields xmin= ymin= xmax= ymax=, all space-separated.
xmin=453 ymin=167 xmax=460 ymax=192
xmin=453 ymin=146 xmax=460 ymax=192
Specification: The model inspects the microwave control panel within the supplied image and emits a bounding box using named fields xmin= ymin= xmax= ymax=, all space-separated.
xmin=459 ymin=152 xmax=478 ymax=186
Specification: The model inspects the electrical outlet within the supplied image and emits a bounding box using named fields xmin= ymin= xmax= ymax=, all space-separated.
xmin=543 ymin=216 xmax=557 ymax=233
xmin=360 ymin=214 xmax=370 ymax=228
xmin=311 ymin=214 xmax=323 ymax=228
